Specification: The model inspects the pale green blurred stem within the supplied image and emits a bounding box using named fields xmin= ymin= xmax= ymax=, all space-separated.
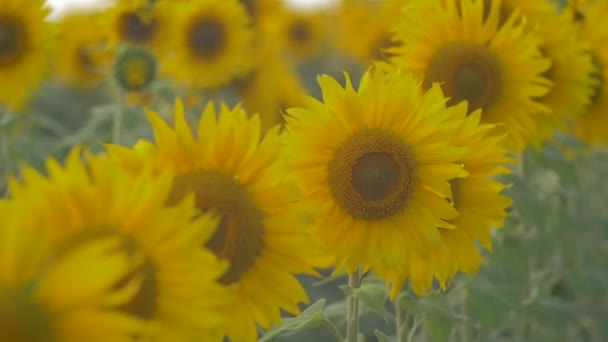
xmin=113 ymin=93 xmax=125 ymax=144
xmin=346 ymin=269 xmax=361 ymax=342
xmin=395 ymin=299 xmax=410 ymax=342
xmin=458 ymin=287 xmax=471 ymax=342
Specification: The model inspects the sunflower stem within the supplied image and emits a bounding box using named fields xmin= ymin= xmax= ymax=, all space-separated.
xmin=113 ymin=92 xmax=125 ymax=144
xmin=346 ymin=269 xmax=361 ymax=342
xmin=321 ymin=318 xmax=344 ymax=342
xmin=395 ymin=298 xmax=410 ymax=342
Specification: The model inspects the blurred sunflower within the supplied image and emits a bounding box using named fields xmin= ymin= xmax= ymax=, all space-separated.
xmin=456 ymin=0 xmax=557 ymax=25
xmin=7 ymin=149 xmax=232 ymax=341
xmin=106 ymin=100 xmax=330 ymax=341
xmin=572 ymin=0 xmax=608 ymax=144
xmin=386 ymin=105 xmax=513 ymax=297
xmin=0 ymin=0 xmax=54 ymax=111
xmin=389 ymin=0 xmax=552 ymax=151
xmin=113 ymin=46 xmax=157 ymax=106
xmin=336 ymin=0 xmax=402 ymax=65
xmin=533 ymin=11 xmax=595 ymax=139
xmin=0 ymin=202 xmax=148 ymax=341
xmin=285 ymin=69 xmax=469 ymax=292
xmin=55 ymin=10 xmax=111 ymax=88
xmin=270 ymin=8 xmax=327 ymax=62
xmin=105 ymin=0 xmax=168 ymax=53
xmin=234 ymin=45 xmax=308 ymax=132
xmin=164 ymin=0 xmax=254 ymax=89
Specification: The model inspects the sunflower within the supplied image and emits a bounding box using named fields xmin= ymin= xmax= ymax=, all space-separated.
xmin=105 ymin=0 xmax=168 ymax=53
xmin=384 ymin=104 xmax=513 ymax=297
xmin=269 ymin=8 xmax=327 ymax=62
xmin=7 ymin=148 xmax=232 ymax=341
xmin=335 ymin=0 xmax=402 ymax=65
xmin=0 ymin=200 xmax=147 ymax=341
xmin=389 ymin=0 xmax=552 ymax=151
xmin=572 ymin=0 xmax=608 ymax=144
xmin=0 ymin=0 xmax=54 ymax=111
xmin=55 ymin=10 xmax=111 ymax=87
xmin=284 ymin=68 xmax=472 ymax=295
xmin=113 ymin=45 xmax=157 ymax=93
xmin=453 ymin=0 xmax=557 ymax=25
xmin=533 ymin=10 xmax=595 ymax=139
xmin=105 ymin=100 xmax=330 ymax=341
xmin=163 ymin=0 xmax=254 ymax=89
xmin=233 ymin=45 xmax=308 ymax=132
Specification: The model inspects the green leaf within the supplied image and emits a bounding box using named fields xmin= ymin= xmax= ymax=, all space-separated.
xmin=259 ymin=299 xmax=326 ymax=342
xmin=356 ymin=276 xmax=391 ymax=319
xmin=374 ymin=330 xmax=395 ymax=342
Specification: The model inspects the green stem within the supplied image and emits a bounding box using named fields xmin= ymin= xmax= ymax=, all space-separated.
xmin=346 ymin=269 xmax=361 ymax=342
xmin=112 ymin=93 xmax=125 ymax=144
xmin=395 ymin=299 xmax=410 ymax=342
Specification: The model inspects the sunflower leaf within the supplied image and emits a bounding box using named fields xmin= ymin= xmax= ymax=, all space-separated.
xmin=374 ymin=329 xmax=395 ymax=342
xmin=259 ymin=299 xmax=327 ymax=341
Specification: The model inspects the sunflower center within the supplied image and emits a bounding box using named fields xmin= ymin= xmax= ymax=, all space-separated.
xmin=0 ymin=16 xmax=26 ymax=67
xmin=0 ymin=288 xmax=54 ymax=341
xmin=188 ymin=17 xmax=226 ymax=59
xmin=328 ymin=129 xmax=415 ymax=220
xmin=55 ymin=229 xmax=159 ymax=320
xmin=289 ymin=20 xmax=310 ymax=44
xmin=119 ymin=12 xmax=157 ymax=44
xmin=168 ymin=170 xmax=265 ymax=285
xmin=424 ymin=42 xmax=501 ymax=113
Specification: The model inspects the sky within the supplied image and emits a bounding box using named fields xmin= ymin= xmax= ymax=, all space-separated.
xmin=46 ymin=0 xmax=335 ymax=18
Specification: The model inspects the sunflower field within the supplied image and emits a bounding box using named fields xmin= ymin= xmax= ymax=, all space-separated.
xmin=0 ymin=0 xmax=607 ymax=341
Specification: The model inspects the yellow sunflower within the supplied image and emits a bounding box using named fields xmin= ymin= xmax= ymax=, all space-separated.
xmin=284 ymin=68 xmax=470 ymax=293
xmin=335 ymin=0 xmax=402 ymax=65
xmin=389 ymin=0 xmax=552 ymax=151
xmin=457 ymin=0 xmax=557 ymax=25
xmin=55 ymin=10 xmax=111 ymax=87
xmin=233 ymin=45 xmax=308 ymax=132
xmin=269 ymin=8 xmax=327 ymax=62
xmin=163 ymin=0 xmax=255 ymax=89
xmin=384 ymin=104 xmax=513 ymax=297
xmin=0 ymin=200 xmax=147 ymax=341
xmin=534 ymin=10 xmax=595 ymax=139
xmin=572 ymin=0 xmax=608 ymax=144
xmin=105 ymin=100 xmax=330 ymax=341
xmin=0 ymin=0 xmax=54 ymax=111
xmin=105 ymin=0 xmax=168 ymax=54
xmin=7 ymin=148 xmax=232 ymax=341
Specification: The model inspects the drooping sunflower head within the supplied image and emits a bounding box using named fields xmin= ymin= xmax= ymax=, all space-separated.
xmin=105 ymin=99 xmax=331 ymax=341
xmin=164 ymin=0 xmax=255 ymax=89
xmin=113 ymin=45 xmax=157 ymax=92
xmin=0 ymin=0 xmax=54 ymax=111
xmin=572 ymin=0 xmax=608 ymax=144
xmin=7 ymin=148 xmax=233 ymax=340
xmin=389 ymin=0 xmax=552 ymax=151
xmin=55 ymin=10 xmax=112 ymax=87
xmin=285 ymin=67 xmax=471 ymax=284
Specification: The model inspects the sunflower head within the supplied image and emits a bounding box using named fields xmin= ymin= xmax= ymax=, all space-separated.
xmin=271 ymin=8 xmax=326 ymax=61
xmin=285 ymin=67 xmax=472 ymax=288
xmin=0 ymin=0 xmax=54 ymax=110
xmin=7 ymin=148 xmax=233 ymax=340
xmin=389 ymin=0 xmax=552 ymax=151
xmin=106 ymin=99 xmax=331 ymax=341
xmin=113 ymin=45 xmax=157 ymax=92
xmin=106 ymin=0 xmax=168 ymax=52
xmin=164 ymin=0 xmax=254 ymax=89
xmin=55 ymin=10 xmax=112 ymax=87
